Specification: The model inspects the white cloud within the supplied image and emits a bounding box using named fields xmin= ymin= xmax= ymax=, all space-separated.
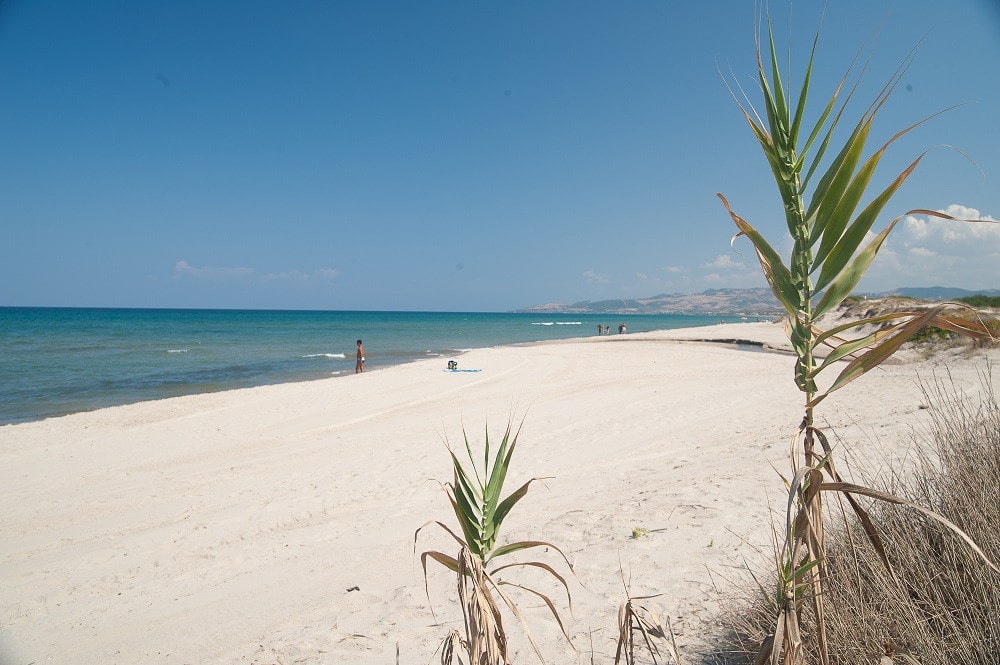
xmin=900 ymin=204 xmax=1000 ymax=251
xmin=702 ymin=254 xmax=745 ymax=270
xmin=664 ymin=265 xmax=687 ymax=274
xmin=173 ymin=260 xmax=255 ymax=279
xmin=583 ymin=269 xmax=609 ymax=284
xmin=262 ymin=270 xmax=310 ymax=282
xmin=863 ymin=203 xmax=1000 ymax=290
xmin=173 ymin=261 xmax=343 ymax=284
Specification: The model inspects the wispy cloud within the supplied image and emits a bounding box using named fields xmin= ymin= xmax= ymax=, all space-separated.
xmin=701 ymin=254 xmax=745 ymax=270
xmin=262 ymin=270 xmax=311 ymax=282
xmin=583 ymin=269 xmax=609 ymax=283
xmin=174 ymin=261 xmax=343 ymax=283
xmin=174 ymin=260 xmax=255 ymax=279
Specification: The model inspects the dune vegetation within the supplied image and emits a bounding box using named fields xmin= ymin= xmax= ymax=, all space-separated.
xmin=416 ymin=421 xmax=575 ymax=665
xmin=714 ymin=8 xmax=998 ymax=663
xmin=416 ymin=11 xmax=998 ymax=665
xmin=718 ymin=372 xmax=1000 ymax=664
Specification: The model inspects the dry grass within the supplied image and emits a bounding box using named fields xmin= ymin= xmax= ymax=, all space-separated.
xmin=719 ymin=10 xmax=997 ymax=658
xmin=613 ymin=574 xmax=682 ymax=665
xmin=715 ymin=370 xmax=1000 ymax=664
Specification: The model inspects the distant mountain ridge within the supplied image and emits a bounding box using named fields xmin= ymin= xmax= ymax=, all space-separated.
xmin=517 ymin=288 xmax=784 ymax=315
xmin=517 ymin=286 xmax=1000 ymax=316
xmin=887 ymin=286 xmax=1000 ymax=301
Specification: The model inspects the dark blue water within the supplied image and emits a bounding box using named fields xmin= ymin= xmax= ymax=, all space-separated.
xmin=0 ymin=308 xmax=743 ymax=425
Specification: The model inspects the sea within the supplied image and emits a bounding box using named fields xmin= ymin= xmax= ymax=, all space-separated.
xmin=0 ymin=307 xmax=746 ymax=425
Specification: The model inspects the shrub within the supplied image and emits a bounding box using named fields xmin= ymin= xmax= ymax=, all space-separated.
xmin=957 ymin=295 xmax=1000 ymax=308
xmin=717 ymin=373 xmax=1000 ymax=663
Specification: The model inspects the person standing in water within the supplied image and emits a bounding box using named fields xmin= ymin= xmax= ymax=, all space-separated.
xmin=355 ymin=339 xmax=365 ymax=373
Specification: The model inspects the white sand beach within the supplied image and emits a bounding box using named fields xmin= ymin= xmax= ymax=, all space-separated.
xmin=2 ymin=322 xmax=996 ymax=664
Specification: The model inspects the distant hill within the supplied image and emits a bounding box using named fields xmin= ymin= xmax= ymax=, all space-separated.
xmin=516 ymin=288 xmax=784 ymax=315
xmin=518 ymin=286 xmax=1000 ymax=316
xmin=885 ymin=286 xmax=1000 ymax=301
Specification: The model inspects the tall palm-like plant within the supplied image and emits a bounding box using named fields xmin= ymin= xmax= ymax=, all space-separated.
xmin=416 ymin=420 xmax=574 ymax=665
xmin=719 ymin=15 xmax=997 ymax=665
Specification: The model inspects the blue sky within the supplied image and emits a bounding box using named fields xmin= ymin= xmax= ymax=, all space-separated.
xmin=2 ymin=1 xmax=998 ymax=311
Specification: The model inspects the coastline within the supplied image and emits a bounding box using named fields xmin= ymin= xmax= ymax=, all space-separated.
xmin=0 ymin=308 xmax=746 ymax=426
xmin=2 ymin=321 xmax=995 ymax=663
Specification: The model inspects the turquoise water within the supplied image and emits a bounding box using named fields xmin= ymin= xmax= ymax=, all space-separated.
xmin=0 ymin=308 xmax=743 ymax=425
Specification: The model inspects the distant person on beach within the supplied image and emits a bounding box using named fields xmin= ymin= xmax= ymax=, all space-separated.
xmin=355 ymin=339 xmax=365 ymax=373
xmin=597 ymin=323 xmax=603 ymax=335
xmin=618 ymin=322 xmax=626 ymax=334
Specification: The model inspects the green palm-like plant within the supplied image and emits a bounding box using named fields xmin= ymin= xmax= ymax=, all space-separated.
xmin=719 ymin=15 xmax=997 ymax=665
xmin=416 ymin=419 xmax=574 ymax=665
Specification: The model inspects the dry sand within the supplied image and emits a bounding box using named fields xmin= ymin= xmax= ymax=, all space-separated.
xmin=2 ymin=321 xmax=996 ymax=664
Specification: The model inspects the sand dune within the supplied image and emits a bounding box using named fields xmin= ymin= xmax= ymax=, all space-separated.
xmin=2 ymin=322 xmax=995 ymax=664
